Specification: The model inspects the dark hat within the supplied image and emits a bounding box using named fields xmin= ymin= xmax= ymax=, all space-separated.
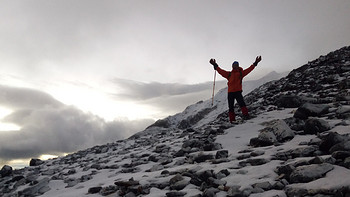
xmin=232 ymin=61 xmax=239 ymax=67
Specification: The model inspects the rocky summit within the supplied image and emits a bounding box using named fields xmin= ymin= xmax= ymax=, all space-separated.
xmin=1 ymin=46 xmax=350 ymax=197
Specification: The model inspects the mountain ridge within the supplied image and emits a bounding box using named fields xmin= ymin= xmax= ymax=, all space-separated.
xmin=141 ymin=70 xmax=287 ymax=134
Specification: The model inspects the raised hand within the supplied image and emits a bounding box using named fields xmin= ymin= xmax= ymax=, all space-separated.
xmin=253 ymin=56 xmax=262 ymax=66
xmin=210 ymin=58 xmax=218 ymax=70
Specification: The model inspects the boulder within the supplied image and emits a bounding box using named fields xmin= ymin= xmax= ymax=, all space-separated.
xmin=251 ymin=119 xmax=295 ymax=147
xmin=170 ymin=179 xmax=189 ymax=191
xmin=344 ymin=157 xmax=350 ymax=169
xmin=336 ymin=105 xmax=350 ymax=119
xmin=284 ymin=117 xmax=305 ymax=131
xmin=0 ymin=165 xmax=13 ymax=177
xmin=330 ymin=141 xmax=350 ymax=153
xmin=100 ymin=185 xmax=118 ymax=196
xmin=331 ymin=151 xmax=350 ymax=160
xmin=169 ymin=174 xmax=184 ymax=185
xmin=215 ymin=150 xmax=228 ymax=159
xmin=250 ymin=131 xmax=277 ymax=147
xmin=304 ymin=118 xmax=330 ymax=134
xmin=268 ymin=119 xmax=295 ymax=142
xmin=291 ymin=146 xmax=318 ymax=158
xmin=19 ymin=177 xmax=50 ymax=196
xmin=202 ymin=187 xmax=220 ymax=197
xmin=252 ymin=181 xmax=272 ymax=191
xmin=194 ymin=154 xmax=214 ymax=163
xmin=319 ymin=132 xmax=349 ymax=153
xmin=277 ymin=95 xmax=303 ymax=108
xmin=289 ymin=163 xmax=334 ymax=183
xmin=294 ymin=103 xmax=330 ymax=119
xmin=30 ymin=158 xmax=44 ymax=166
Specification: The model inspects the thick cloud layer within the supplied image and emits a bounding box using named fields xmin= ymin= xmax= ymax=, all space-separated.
xmin=0 ymin=85 xmax=153 ymax=163
xmin=1 ymin=1 xmax=350 ymax=84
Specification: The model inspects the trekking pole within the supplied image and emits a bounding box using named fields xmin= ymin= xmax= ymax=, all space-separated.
xmin=211 ymin=70 xmax=216 ymax=106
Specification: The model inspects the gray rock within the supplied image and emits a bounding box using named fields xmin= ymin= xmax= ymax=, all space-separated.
xmin=239 ymin=158 xmax=269 ymax=167
xmin=100 ymin=147 xmax=109 ymax=153
xmin=251 ymin=187 xmax=264 ymax=194
xmin=20 ymin=177 xmax=50 ymax=196
xmin=170 ymin=179 xmax=189 ymax=191
xmin=166 ymin=191 xmax=187 ymax=197
xmin=309 ymin=156 xmax=325 ymax=164
xmin=273 ymin=181 xmax=285 ymax=190
xmin=290 ymin=163 xmax=334 ymax=183
xmin=65 ymin=178 xmax=79 ymax=188
xmin=100 ymin=185 xmax=118 ymax=196
xmin=147 ymin=164 xmax=164 ymax=172
xmin=215 ymin=150 xmax=228 ymax=159
xmin=291 ymin=146 xmax=318 ymax=158
xmin=252 ymin=181 xmax=272 ymax=191
xmin=250 ymin=131 xmax=277 ymax=147
xmin=203 ymin=187 xmax=219 ymax=197
xmin=0 ymin=165 xmax=13 ymax=177
xmin=80 ymin=174 xmax=92 ymax=182
xmin=277 ymin=95 xmax=303 ymax=108
xmin=208 ymin=177 xmax=226 ymax=187
xmin=159 ymin=157 xmax=173 ymax=165
xmin=88 ymin=186 xmax=102 ymax=194
xmin=91 ymin=163 xmax=102 ymax=170
xmin=263 ymin=119 xmax=295 ymax=142
xmin=294 ymin=103 xmax=330 ymax=120
xmin=276 ymin=164 xmax=295 ymax=180
xmin=330 ymin=141 xmax=350 ymax=153
xmin=284 ymin=117 xmax=305 ymax=131
xmin=169 ymin=174 xmax=184 ymax=185
xmin=194 ymin=154 xmax=214 ymax=163
xmin=30 ymin=158 xmax=44 ymax=166
xmin=331 ymin=151 xmax=350 ymax=160
xmin=336 ymin=105 xmax=350 ymax=119
xmin=42 ymin=169 xmax=56 ymax=176
xmin=125 ymin=192 xmax=137 ymax=197
xmin=344 ymin=157 xmax=350 ymax=169
xmin=227 ymin=185 xmax=243 ymax=197
xmin=250 ymin=150 xmax=265 ymax=157
xmin=285 ymin=187 xmax=308 ymax=197
xmin=304 ymin=118 xmax=330 ymax=134
xmin=319 ymin=132 xmax=349 ymax=153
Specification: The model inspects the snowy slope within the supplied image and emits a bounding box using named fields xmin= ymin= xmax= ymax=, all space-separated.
xmin=1 ymin=46 xmax=350 ymax=197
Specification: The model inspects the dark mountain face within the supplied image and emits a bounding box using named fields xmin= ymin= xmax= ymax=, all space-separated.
xmin=143 ymin=46 xmax=350 ymax=131
xmin=245 ymin=46 xmax=350 ymax=116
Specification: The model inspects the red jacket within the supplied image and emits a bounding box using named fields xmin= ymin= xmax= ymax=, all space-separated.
xmin=216 ymin=65 xmax=255 ymax=92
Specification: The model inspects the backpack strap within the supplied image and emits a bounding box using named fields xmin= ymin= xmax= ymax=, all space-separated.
xmin=239 ymin=69 xmax=243 ymax=84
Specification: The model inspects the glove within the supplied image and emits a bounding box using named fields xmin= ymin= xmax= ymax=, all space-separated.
xmin=253 ymin=56 xmax=262 ymax=66
xmin=209 ymin=58 xmax=218 ymax=70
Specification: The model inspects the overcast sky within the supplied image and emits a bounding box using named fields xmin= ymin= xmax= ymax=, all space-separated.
xmin=1 ymin=0 xmax=350 ymax=167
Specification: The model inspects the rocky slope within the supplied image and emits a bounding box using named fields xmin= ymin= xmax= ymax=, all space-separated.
xmin=0 ymin=46 xmax=350 ymax=197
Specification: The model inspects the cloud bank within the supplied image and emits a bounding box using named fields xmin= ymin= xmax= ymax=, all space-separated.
xmin=111 ymin=78 xmax=227 ymax=114
xmin=0 ymin=85 xmax=153 ymax=163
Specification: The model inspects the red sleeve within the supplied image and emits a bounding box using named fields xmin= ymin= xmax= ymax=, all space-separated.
xmin=242 ymin=65 xmax=255 ymax=77
xmin=216 ymin=66 xmax=230 ymax=79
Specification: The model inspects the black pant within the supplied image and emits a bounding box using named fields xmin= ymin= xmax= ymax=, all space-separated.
xmin=228 ymin=91 xmax=246 ymax=112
